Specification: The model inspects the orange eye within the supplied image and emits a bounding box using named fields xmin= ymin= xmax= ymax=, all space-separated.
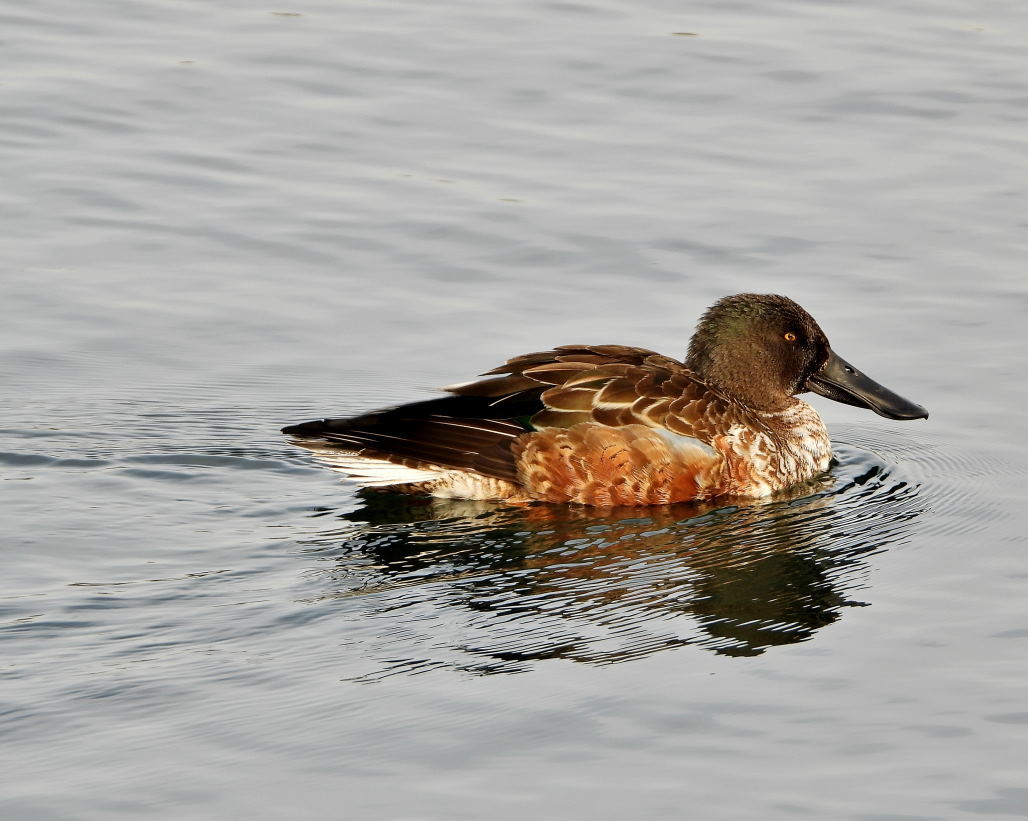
xmin=784 ymin=332 xmax=797 ymax=342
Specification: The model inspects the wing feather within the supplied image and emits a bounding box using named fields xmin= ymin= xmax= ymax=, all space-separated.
xmin=438 ymin=344 xmax=737 ymax=444
xmin=284 ymin=344 xmax=752 ymax=495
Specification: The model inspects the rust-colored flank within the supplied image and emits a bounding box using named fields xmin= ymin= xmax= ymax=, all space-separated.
xmin=283 ymin=294 xmax=927 ymax=506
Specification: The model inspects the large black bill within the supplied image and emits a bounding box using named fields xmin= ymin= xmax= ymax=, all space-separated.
xmin=806 ymin=350 xmax=928 ymax=420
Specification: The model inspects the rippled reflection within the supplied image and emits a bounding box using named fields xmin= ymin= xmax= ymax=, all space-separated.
xmin=299 ymin=444 xmax=924 ymax=676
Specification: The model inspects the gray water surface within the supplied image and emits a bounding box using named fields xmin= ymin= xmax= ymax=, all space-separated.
xmin=3 ymin=0 xmax=1028 ymax=818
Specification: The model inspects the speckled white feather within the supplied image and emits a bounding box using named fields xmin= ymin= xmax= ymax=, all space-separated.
xmin=304 ymin=448 xmax=446 ymax=487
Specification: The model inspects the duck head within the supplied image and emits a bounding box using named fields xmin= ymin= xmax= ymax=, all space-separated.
xmin=685 ymin=293 xmax=928 ymax=420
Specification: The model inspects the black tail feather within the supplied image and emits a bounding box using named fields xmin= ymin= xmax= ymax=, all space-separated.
xmin=281 ymin=391 xmax=544 ymax=483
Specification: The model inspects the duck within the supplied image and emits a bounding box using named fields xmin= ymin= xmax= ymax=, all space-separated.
xmin=283 ymin=293 xmax=927 ymax=506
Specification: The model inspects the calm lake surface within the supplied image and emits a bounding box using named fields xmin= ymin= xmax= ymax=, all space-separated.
xmin=3 ymin=0 xmax=1028 ymax=818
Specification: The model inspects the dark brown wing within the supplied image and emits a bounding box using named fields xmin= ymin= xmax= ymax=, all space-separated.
xmin=447 ymin=344 xmax=736 ymax=444
xmin=282 ymin=395 xmax=530 ymax=482
xmin=282 ymin=345 xmax=740 ymax=483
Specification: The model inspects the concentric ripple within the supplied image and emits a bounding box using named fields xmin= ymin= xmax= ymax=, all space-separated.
xmin=295 ymin=431 xmax=943 ymax=678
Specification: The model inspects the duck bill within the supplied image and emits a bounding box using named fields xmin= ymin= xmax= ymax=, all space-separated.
xmin=806 ymin=350 xmax=928 ymax=420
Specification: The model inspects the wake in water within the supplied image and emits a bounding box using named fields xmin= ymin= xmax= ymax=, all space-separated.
xmin=292 ymin=437 xmax=929 ymax=677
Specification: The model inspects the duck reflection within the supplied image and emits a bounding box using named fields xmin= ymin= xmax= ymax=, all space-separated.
xmin=298 ymin=445 xmax=922 ymax=674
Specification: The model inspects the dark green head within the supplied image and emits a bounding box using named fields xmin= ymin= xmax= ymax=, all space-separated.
xmin=685 ymin=293 xmax=928 ymax=420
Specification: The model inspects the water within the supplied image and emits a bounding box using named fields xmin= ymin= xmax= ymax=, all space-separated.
xmin=3 ymin=0 xmax=1028 ymax=818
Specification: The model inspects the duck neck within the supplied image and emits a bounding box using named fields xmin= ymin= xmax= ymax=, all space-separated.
xmin=687 ymin=349 xmax=792 ymax=412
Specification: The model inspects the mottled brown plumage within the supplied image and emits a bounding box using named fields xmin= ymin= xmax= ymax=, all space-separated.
xmin=283 ymin=294 xmax=927 ymax=506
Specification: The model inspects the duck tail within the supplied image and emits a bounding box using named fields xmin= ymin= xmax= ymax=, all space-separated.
xmin=282 ymin=391 xmax=542 ymax=487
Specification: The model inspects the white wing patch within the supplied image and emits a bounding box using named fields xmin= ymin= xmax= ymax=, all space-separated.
xmin=298 ymin=446 xmax=523 ymax=501
xmin=303 ymin=447 xmax=445 ymax=488
xmin=652 ymin=427 xmax=717 ymax=457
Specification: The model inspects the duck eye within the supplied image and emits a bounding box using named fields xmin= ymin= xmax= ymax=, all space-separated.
xmin=784 ymin=332 xmax=797 ymax=342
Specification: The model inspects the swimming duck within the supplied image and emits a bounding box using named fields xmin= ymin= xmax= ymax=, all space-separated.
xmin=283 ymin=293 xmax=927 ymax=506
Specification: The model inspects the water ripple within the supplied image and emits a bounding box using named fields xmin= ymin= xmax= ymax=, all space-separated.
xmin=293 ymin=436 xmax=935 ymax=677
